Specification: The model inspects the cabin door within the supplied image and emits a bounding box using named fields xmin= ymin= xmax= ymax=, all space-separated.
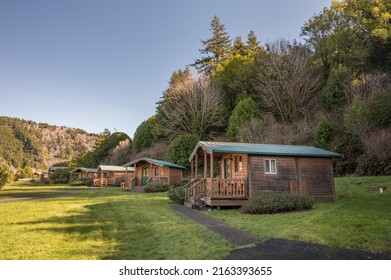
xmin=141 ymin=167 xmax=149 ymax=186
xmin=299 ymin=177 xmax=309 ymax=196
xmin=224 ymin=159 xmax=231 ymax=179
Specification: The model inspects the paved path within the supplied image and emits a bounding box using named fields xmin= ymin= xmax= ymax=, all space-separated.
xmin=172 ymin=205 xmax=391 ymax=260
xmin=0 ymin=193 xmax=75 ymax=203
xmin=172 ymin=205 xmax=260 ymax=246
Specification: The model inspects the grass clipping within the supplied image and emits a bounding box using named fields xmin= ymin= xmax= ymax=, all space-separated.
xmin=241 ymin=191 xmax=314 ymax=214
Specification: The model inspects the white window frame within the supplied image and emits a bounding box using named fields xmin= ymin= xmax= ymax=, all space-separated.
xmin=265 ymin=159 xmax=277 ymax=174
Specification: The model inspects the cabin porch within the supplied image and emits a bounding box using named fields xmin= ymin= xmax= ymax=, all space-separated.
xmin=185 ymin=147 xmax=249 ymax=208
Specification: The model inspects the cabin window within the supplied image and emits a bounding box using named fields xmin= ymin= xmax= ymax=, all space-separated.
xmin=265 ymin=159 xmax=277 ymax=174
xmin=235 ymin=155 xmax=243 ymax=172
xmin=154 ymin=166 xmax=163 ymax=176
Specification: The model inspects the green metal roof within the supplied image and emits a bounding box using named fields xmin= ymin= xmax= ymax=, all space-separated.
xmin=124 ymin=157 xmax=185 ymax=169
xmin=190 ymin=141 xmax=342 ymax=160
xmin=71 ymin=167 xmax=98 ymax=173
xmin=49 ymin=166 xmax=69 ymax=172
xmin=98 ymin=165 xmax=133 ymax=172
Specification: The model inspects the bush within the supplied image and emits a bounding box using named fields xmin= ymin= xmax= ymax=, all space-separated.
xmin=70 ymin=178 xmax=92 ymax=186
xmin=166 ymin=134 xmax=198 ymax=168
xmin=144 ymin=181 xmax=169 ymax=193
xmin=240 ymin=191 xmax=314 ymax=214
xmin=50 ymin=168 xmax=72 ymax=184
xmin=167 ymin=186 xmax=185 ymax=204
xmin=0 ymin=164 xmax=11 ymax=189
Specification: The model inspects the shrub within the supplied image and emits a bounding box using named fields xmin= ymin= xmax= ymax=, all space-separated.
xmin=70 ymin=178 xmax=92 ymax=186
xmin=226 ymin=97 xmax=263 ymax=141
xmin=167 ymin=186 xmax=185 ymax=204
xmin=166 ymin=134 xmax=198 ymax=168
xmin=144 ymin=181 xmax=169 ymax=193
xmin=50 ymin=168 xmax=72 ymax=184
xmin=0 ymin=164 xmax=11 ymax=189
xmin=240 ymin=191 xmax=314 ymax=214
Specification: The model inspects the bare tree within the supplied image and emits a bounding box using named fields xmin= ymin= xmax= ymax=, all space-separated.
xmin=348 ymin=71 xmax=391 ymax=102
xmin=257 ymin=40 xmax=322 ymax=123
xmin=106 ymin=139 xmax=132 ymax=165
xmin=157 ymin=75 xmax=225 ymax=140
xmin=242 ymin=113 xmax=313 ymax=145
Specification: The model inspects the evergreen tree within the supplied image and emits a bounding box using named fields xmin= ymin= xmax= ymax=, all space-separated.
xmin=132 ymin=117 xmax=157 ymax=153
xmin=246 ymin=30 xmax=262 ymax=54
xmin=0 ymin=164 xmax=11 ymax=189
xmin=344 ymin=96 xmax=370 ymax=136
xmin=191 ymin=15 xmax=232 ymax=73
xmin=226 ymin=97 xmax=263 ymax=141
xmin=231 ymin=36 xmax=248 ymax=56
xmin=321 ymin=64 xmax=351 ymax=110
xmin=313 ymin=116 xmax=334 ymax=149
xmin=166 ymin=134 xmax=199 ymax=168
xmin=94 ymin=132 xmax=130 ymax=164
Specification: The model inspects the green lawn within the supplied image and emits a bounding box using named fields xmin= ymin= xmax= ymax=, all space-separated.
xmin=0 ymin=183 xmax=231 ymax=260
xmin=0 ymin=176 xmax=390 ymax=259
xmin=206 ymin=176 xmax=391 ymax=254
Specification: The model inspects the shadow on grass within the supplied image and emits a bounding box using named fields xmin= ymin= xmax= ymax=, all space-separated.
xmin=0 ymin=186 xmax=130 ymax=200
xmin=15 ymin=197 xmax=231 ymax=260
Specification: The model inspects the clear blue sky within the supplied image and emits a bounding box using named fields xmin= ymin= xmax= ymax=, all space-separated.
xmin=0 ymin=0 xmax=331 ymax=138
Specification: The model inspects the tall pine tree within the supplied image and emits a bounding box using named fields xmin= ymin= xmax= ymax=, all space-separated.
xmin=191 ymin=15 xmax=232 ymax=73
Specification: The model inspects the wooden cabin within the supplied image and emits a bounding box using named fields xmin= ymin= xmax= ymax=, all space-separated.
xmin=185 ymin=141 xmax=341 ymax=208
xmin=47 ymin=166 xmax=69 ymax=181
xmin=94 ymin=165 xmax=134 ymax=186
xmin=123 ymin=157 xmax=185 ymax=187
xmin=71 ymin=167 xmax=98 ymax=180
xmin=40 ymin=172 xmax=49 ymax=182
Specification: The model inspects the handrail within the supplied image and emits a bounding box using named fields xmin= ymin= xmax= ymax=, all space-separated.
xmin=184 ymin=178 xmax=206 ymax=202
xmin=183 ymin=178 xmax=200 ymax=189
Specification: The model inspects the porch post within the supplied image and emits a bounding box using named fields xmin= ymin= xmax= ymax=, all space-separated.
xmin=100 ymin=168 xmax=103 ymax=187
xmin=134 ymin=163 xmax=137 ymax=186
xmin=210 ymin=152 xmax=214 ymax=179
xmin=195 ymin=154 xmax=198 ymax=179
xmin=125 ymin=166 xmax=128 ymax=187
xmin=204 ymin=150 xmax=207 ymax=178
xmin=191 ymin=160 xmax=194 ymax=179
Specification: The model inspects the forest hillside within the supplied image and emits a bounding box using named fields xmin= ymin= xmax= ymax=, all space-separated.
xmin=1 ymin=0 xmax=390 ymax=179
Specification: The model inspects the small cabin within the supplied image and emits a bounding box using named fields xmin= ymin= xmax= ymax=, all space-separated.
xmin=47 ymin=166 xmax=69 ymax=181
xmin=94 ymin=165 xmax=134 ymax=186
xmin=185 ymin=141 xmax=341 ymax=208
xmin=123 ymin=157 xmax=185 ymax=187
xmin=71 ymin=167 xmax=98 ymax=180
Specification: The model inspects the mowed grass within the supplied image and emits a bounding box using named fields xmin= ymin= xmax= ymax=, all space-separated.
xmin=1 ymin=176 xmax=390 ymax=259
xmin=0 ymin=183 xmax=231 ymax=260
xmin=206 ymin=176 xmax=391 ymax=254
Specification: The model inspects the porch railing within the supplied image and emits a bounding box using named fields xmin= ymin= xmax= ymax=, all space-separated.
xmin=147 ymin=176 xmax=169 ymax=184
xmin=93 ymin=178 xmax=114 ymax=186
xmin=206 ymin=178 xmax=247 ymax=198
xmin=184 ymin=178 xmax=247 ymax=203
xmin=184 ymin=178 xmax=206 ymax=202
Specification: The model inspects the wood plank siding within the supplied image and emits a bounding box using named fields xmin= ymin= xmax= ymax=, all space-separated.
xmin=124 ymin=158 xmax=185 ymax=187
xmin=249 ymin=156 xmax=335 ymax=201
xmin=186 ymin=141 xmax=340 ymax=208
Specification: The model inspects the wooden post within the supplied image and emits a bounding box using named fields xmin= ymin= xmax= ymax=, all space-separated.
xmin=125 ymin=166 xmax=128 ymax=187
xmin=100 ymin=167 xmax=103 ymax=187
xmin=134 ymin=163 xmax=137 ymax=186
xmin=210 ymin=152 xmax=214 ymax=179
xmin=191 ymin=160 xmax=194 ymax=179
xmin=204 ymin=150 xmax=207 ymax=178
xmin=195 ymin=154 xmax=198 ymax=179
